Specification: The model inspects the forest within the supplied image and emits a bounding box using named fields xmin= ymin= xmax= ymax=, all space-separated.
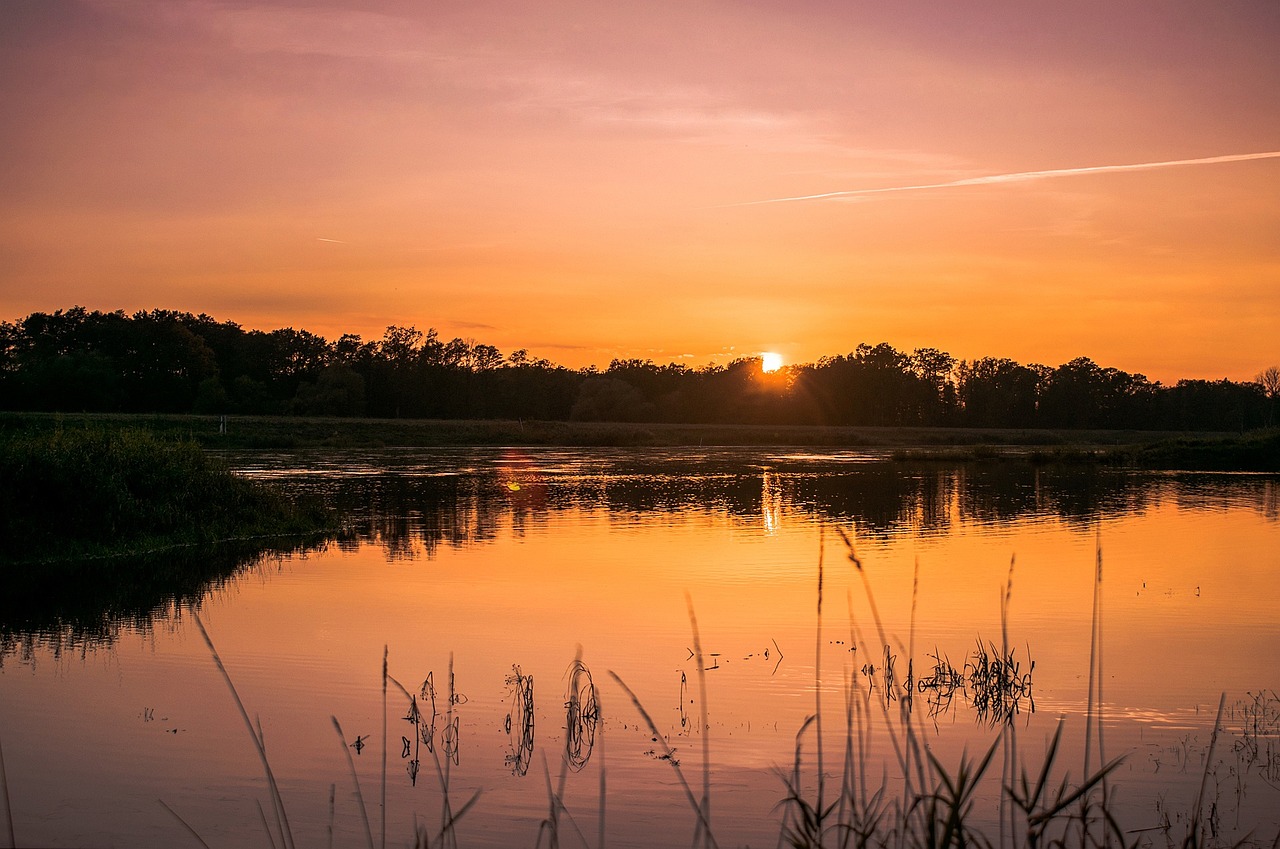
xmin=2 ymin=307 xmax=1276 ymax=432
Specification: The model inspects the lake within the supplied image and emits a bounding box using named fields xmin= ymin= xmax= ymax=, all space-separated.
xmin=2 ymin=447 xmax=1279 ymax=848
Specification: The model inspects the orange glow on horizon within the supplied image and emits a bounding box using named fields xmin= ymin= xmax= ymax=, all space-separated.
xmin=1 ymin=2 xmax=1277 ymax=384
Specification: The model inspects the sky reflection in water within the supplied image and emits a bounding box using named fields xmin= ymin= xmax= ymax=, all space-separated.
xmin=2 ymin=448 xmax=1278 ymax=848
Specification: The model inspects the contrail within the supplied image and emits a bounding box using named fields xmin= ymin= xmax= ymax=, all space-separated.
xmin=725 ymin=150 xmax=1280 ymax=207
xmin=316 ymin=237 xmax=346 ymax=243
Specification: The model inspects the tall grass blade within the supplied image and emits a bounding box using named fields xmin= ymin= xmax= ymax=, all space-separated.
xmin=538 ymin=752 xmax=561 ymax=849
xmin=836 ymin=528 xmax=910 ymax=782
xmin=607 ymin=671 xmax=717 ymax=848
xmin=328 ymin=783 xmax=336 ymax=849
xmin=814 ymin=529 xmax=826 ymax=830
xmin=157 ymin=799 xmax=213 ymax=849
xmin=1190 ymin=693 xmax=1228 ymax=844
xmin=192 ymin=612 xmax=296 ymax=849
xmin=444 ymin=652 xmax=457 ymax=847
xmin=536 ymin=752 xmax=590 ymax=849
xmin=426 ymin=790 xmax=482 ymax=849
xmin=598 ymin=690 xmax=607 ymax=849
xmin=685 ymin=592 xmax=713 ymax=848
xmin=1024 ymin=754 xmax=1125 ymax=827
xmin=388 ymin=669 xmax=466 ymax=849
xmin=332 ymin=715 xmax=376 ymax=849
xmin=255 ymin=798 xmax=281 ymax=849
xmin=254 ymin=722 xmax=289 ymax=849
xmin=1094 ymin=537 xmax=1108 ymax=807
xmin=0 ymin=733 xmax=15 ymax=849
xmin=776 ymin=715 xmax=820 ymax=849
xmin=1000 ymin=555 xmax=1016 ymax=849
xmin=382 ymin=646 xmax=388 ymax=849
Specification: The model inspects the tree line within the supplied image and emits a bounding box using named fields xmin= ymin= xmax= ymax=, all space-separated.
xmin=2 ymin=307 xmax=1276 ymax=432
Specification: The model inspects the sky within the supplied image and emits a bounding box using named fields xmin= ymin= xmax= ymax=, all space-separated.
xmin=2 ymin=0 xmax=1278 ymax=383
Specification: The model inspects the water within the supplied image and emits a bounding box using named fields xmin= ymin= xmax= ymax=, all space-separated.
xmin=2 ymin=448 xmax=1279 ymax=848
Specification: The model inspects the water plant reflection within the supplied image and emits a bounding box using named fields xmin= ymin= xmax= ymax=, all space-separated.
xmin=0 ymin=538 xmax=338 ymax=665
xmin=563 ymin=659 xmax=599 ymax=772
xmin=503 ymin=665 xmax=535 ymax=776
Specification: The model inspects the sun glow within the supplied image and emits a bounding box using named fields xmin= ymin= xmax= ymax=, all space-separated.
xmin=761 ymin=352 xmax=784 ymax=373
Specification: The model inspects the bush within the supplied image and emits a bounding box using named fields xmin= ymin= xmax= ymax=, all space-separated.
xmin=0 ymin=424 xmax=333 ymax=563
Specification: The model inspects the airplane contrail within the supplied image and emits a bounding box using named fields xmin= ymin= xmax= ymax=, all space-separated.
xmin=725 ymin=150 xmax=1280 ymax=207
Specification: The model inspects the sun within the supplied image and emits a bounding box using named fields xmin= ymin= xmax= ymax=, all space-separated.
xmin=761 ymin=352 xmax=784 ymax=373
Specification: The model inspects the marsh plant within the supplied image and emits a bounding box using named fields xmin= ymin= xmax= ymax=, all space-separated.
xmin=0 ymin=423 xmax=335 ymax=564
xmin=612 ymin=530 xmax=1264 ymax=849
xmin=168 ymin=531 xmax=1274 ymax=849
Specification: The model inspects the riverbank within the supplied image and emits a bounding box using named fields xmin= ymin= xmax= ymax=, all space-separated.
xmin=0 ymin=409 xmax=1248 ymax=447
xmin=3 ymin=411 xmax=1275 ymax=470
xmin=892 ymin=429 xmax=1280 ymax=471
xmin=0 ymin=424 xmax=338 ymax=565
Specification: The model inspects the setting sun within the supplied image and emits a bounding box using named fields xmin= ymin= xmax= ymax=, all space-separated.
xmin=761 ymin=352 xmax=784 ymax=373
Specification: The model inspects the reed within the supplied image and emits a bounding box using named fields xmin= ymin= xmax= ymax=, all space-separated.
xmin=142 ymin=525 xmax=1277 ymax=849
xmin=192 ymin=612 xmax=297 ymax=849
xmin=607 ymin=668 xmax=717 ymax=847
xmin=332 ymin=715 xmax=376 ymax=849
xmin=385 ymin=662 xmax=482 ymax=849
xmin=686 ymin=528 xmax=1238 ymax=849
xmin=0 ymin=733 xmax=15 ymax=849
xmin=158 ymin=798 xmax=213 ymax=849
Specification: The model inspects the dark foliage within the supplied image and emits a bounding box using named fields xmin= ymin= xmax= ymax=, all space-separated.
xmin=0 ymin=423 xmax=335 ymax=563
xmin=1 ymin=306 xmax=1273 ymax=432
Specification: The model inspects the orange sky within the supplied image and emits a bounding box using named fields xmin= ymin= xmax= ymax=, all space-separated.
xmin=2 ymin=1 xmax=1278 ymax=383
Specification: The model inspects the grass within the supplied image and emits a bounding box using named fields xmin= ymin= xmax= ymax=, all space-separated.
xmin=602 ymin=531 xmax=1263 ymax=849
xmin=6 ymin=500 xmax=1276 ymax=848
xmin=0 ymin=421 xmax=338 ymax=565
xmin=165 ymin=534 xmax=1276 ymax=849
xmin=0 ymin=410 xmax=1250 ymax=455
xmin=891 ymin=429 xmax=1280 ymax=471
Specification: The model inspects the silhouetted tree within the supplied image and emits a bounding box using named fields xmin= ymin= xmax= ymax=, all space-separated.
xmin=2 ymin=305 xmax=1271 ymax=433
xmin=1258 ymin=366 xmax=1280 ymax=428
xmin=293 ymin=365 xmax=366 ymax=416
xmin=910 ymin=347 xmax=959 ymax=424
xmin=1162 ymin=379 xmax=1267 ymax=432
xmin=1037 ymin=357 xmax=1158 ymax=429
xmin=570 ymin=377 xmax=653 ymax=422
xmin=955 ymin=358 xmax=1039 ymax=427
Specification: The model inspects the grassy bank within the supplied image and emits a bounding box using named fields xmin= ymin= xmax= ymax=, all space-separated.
xmin=891 ymin=428 xmax=1280 ymax=471
xmin=0 ymin=424 xmax=337 ymax=565
xmin=4 ymin=410 xmax=1274 ymax=471
xmin=0 ymin=410 xmax=1252 ymax=449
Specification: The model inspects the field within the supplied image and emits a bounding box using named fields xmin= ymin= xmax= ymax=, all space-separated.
xmin=2 ymin=410 xmax=1270 ymax=460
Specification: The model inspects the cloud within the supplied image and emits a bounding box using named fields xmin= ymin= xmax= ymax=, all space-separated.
xmin=726 ymin=150 xmax=1280 ymax=207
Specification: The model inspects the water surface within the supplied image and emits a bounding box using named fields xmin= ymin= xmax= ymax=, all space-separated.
xmin=3 ymin=448 xmax=1278 ymax=848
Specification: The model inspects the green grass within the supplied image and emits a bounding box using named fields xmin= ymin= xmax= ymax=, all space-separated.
xmin=1118 ymin=429 xmax=1280 ymax=471
xmin=0 ymin=422 xmax=337 ymax=565
xmin=892 ymin=429 xmax=1280 ymax=471
xmin=2 ymin=411 xmax=1261 ymax=465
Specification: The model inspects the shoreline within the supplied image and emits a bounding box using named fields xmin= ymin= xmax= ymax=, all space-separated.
xmin=3 ymin=411 xmax=1276 ymax=470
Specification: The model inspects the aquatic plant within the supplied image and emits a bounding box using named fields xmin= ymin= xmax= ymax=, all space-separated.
xmin=149 ymin=530 xmax=1278 ymax=849
xmin=630 ymin=530 xmax=1261 ymax=849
